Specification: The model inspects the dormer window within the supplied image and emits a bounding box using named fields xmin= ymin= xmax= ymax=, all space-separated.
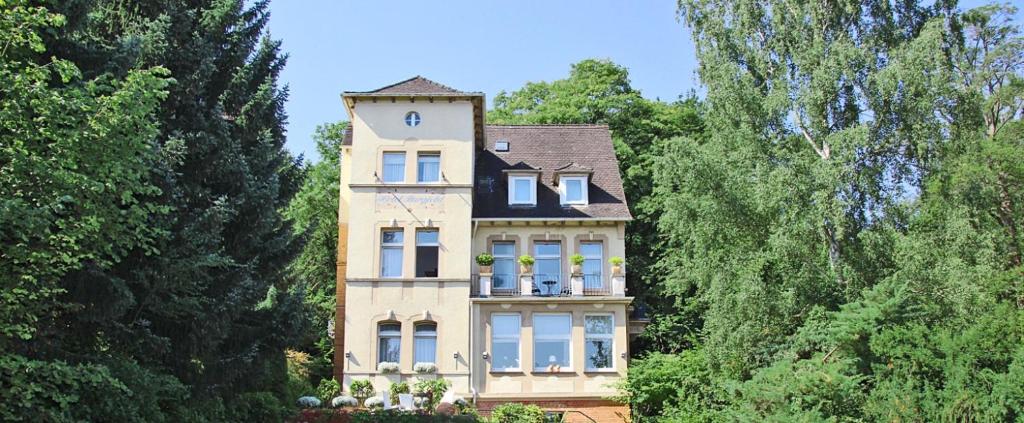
xmin=508 ymin=175 xmax=537 ymax=206
xmin=559 ymin=175 xmax=588 ymax=205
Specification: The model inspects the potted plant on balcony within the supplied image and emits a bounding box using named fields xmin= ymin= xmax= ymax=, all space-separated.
xmin=570 ymin=254 xmax=585 ymax=275
xmin=476 ymin=253 xmax=494 ymax=274
xmin=518 ymin=255 xmax=535 ymax=274
xmin=609 ymin=256 xmax=625 ymax=275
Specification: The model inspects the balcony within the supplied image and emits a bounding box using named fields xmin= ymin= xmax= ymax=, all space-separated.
xmin=471 ymin=273 xmax=623 ymax=297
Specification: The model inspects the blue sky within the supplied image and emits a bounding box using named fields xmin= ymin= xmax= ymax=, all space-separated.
xmin=267 ymin=0 xmax=1018 ymax=161
xmin=266 ymin=1 xmax=697 ymax=160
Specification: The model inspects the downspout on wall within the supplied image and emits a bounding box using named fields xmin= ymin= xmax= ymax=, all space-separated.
xmin=333 ymin=147 xmax=349 ymax=384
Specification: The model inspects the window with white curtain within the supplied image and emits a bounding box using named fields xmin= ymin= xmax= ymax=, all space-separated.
xmin=585 ymin=315 xmax=614 ymax=370
xmin=533 ymin=314 xmax=571 ymax=370
xmin=413 ymin=323 xmax=437 ymax=364
xmin=491 ymin=314 xmax=520 ymax=371
xmin=382 ymin=152 xmax=405 ymax=183
xmin=380 ymin=229 xmax=403 ymax=278
xmin=378 ymin=323 xmax=401 ymax=364
xmin=417 ymin=153 xmax=440 ymax=183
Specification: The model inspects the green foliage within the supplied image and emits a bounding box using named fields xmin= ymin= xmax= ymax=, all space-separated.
xmin=489 ymin=403 xmax=546 ymax=423
xmin=286 ymin=122 xmax=348 ymax=378
xmin=517 ymin=255 xmax=535 ymax=266
xmin=475 ymin=253 xmax=495 ymax=266
xmin=617 ymin=1 xmax=1024 ymax=421
xmin=0 ymin=0 xmax=169 ymax=343
xmin=316 ymin=378 xmax=342 ymax=403
xmin=608 ymin=256 xmax=624 ymax=266
xmin=347 ymin=409 xmax=479 ymax=422
xmin=413 ymin=378 xmax=451 ymax=413
xmin=390 ymin=381 xmax=410 ymax=403
xmin=349 ymin=379 xmax=374 ymax=399
xmin=569 ymin=254 xmax=585 ymax=266
xmin=228 ymin=392 xmax=287 ymax=423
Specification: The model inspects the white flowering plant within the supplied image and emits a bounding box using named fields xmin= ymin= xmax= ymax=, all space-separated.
xmin=413 ymin=362 xmax=437 ymax=374
xmin=330 ymin=395 xmax=358 ymax=408
xmin=377 ymin=361 xmax=400 ymax=374
xmin=364 ymin=396 xmax=383 ymax=409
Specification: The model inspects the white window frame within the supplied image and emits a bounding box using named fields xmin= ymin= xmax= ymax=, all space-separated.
xmin=380 ymin=229 xmax=404 ymax=278
xmin=416 ymin=152 xmax=441 ymax=183
xmin=508 ymin=175 xmax=537 ymax=206
xmin=491 ymin=242 xmax=517 ymax=290
xmin=490 ymin=313 xmax=521 ymax=372
xmin=559 ymin=175 xmax=589 ymax=205
xmin=382 ymin=152 xmax=405 ymax=183
xmin=584 ymin=314 xmax=615 ymax=371
xmin=532 ymin=313 xmax=572 ymax=371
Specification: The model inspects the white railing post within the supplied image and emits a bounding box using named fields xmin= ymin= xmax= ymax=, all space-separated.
xmin=612 ymin=274 xmax=626 ymax=297
xmin=479 ymin=274 xmax=492 ymax=297
xmin=571 ymin=274 xmax=584 ymax=296
xmin=520 ymin=274 xmax=534 ymax=297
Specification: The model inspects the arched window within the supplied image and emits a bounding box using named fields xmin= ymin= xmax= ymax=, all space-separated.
xmin=378 ymin=323 xmax=401 ymax=364
xmin=413 ymin=323 xmax=437 ymax=364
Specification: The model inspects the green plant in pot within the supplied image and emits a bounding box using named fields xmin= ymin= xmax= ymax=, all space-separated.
xmin=476 ymin=253 xmax=494 ymax=274
xmin=348 ymin=379 xmax=374 ymax=405
xmin=570 ymin=253 xmax=585 ymax=274
xmin=609 ymin=256 xmax=625 ymax=275
xmin=518 ymin=255 xmax=535 ymax=274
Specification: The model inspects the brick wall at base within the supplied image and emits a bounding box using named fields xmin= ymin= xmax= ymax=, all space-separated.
xmin=476 ymin=399 xmax=629 ymax=423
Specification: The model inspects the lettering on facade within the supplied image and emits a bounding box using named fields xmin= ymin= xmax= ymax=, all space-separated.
xmin=375 ymin=190 xmax=444 ymax=212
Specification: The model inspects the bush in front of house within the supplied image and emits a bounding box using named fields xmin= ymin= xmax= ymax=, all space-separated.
xmin=349 ymin=379 xmax=375 ymax=400
xmin=230 ymin=391 xmax=287 ymax=422
xmin=490 ymin=402 xmax=546 ymax=423
xmin=296 ymin=395 xmax=322 ymax=408
xmin=413 ymin=378 xmax=452 ymax=412
xmin=317 ymin=378 xmax=342 ymax=403
xmin=389 ymin=381 xmax=410 ymax=403
xmin=363 ymin=396 xmax=383 ymax=409
xmin=331 ymin=395 xmax=358 ymax=408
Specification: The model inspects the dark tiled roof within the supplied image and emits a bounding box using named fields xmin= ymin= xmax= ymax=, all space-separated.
xmin=343 ymin=76 xmax=481 ymax=96
xmin=474 ymin=125 xmax=632 ymax=220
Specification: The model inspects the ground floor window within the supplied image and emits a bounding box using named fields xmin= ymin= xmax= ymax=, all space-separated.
xmin=585 ymin=315 xmax=614 ymax=370
xmin=533 ymin=313 xmax=571 ymax=371
xmin=378 ymin=323 xmax=401 ymax=364
xmin=414 ymin=322 xmax=437 ymax=364
xmin=491 ymin=314 xmax=520 ymax=371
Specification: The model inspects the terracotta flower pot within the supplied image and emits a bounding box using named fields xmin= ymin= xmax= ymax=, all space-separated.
xmin=571 ymin=264 xmax=583 ymax=274
xmin=520 ymin=264 xmax=533 ymax=274
xmin=611 ymin=264 xmax=623 ymax=275
xmin=479 ymin=264 xmax=493 ymax=274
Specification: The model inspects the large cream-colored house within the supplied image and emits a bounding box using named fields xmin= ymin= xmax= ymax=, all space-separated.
xmin=334 ymin=77 xmax=639 ymax=421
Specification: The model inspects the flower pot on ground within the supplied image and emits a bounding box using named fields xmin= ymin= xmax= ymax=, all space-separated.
xmin=518 ymin=255 xmax=535 ymax=274
xmin=570 ymin=253 xmax=585 ymax=275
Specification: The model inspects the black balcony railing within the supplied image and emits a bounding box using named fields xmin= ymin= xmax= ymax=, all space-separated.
xmin=533 ymin=274 xmax=570 ymax=296
xmin=471 ymin=273 xmax=611 ymax=297
xmin=491 ymin=274 xmax=519 ymax=296
xmin=582 ymin=273 xmax=610 ymax=296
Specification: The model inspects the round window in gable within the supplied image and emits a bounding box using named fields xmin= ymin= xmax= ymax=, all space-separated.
xmin=405 ymin=111 xmax=421 ymax=127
